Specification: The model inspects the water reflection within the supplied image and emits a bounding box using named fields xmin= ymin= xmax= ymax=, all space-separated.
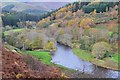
xmin=51 ymin=43 xmax=119 ymax=78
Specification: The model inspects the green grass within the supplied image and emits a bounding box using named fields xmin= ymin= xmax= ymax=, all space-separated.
xmin=109 ymin=31 xmax=113 ymax=37
xmin=73 ymin=48 xmax=119 ymax=70
xmin=4 ymin=29 xmax=24 ymax=36
xmin=111 ymin=54 xmax=120 ymax=63
xmin=24 ymin=51 xmax=52 ymax=65
xmin=72 ymin=48 xmax=93 ymax=61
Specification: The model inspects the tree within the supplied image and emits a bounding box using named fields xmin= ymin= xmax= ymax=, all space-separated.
xmin=45 ymin=24 xmax=59 ymax=38
xmin=5 ymin=25 xmax=12 ymax=31
xmin=45 ymin=41 xmax=54 ymax=50
xmin=37 ymin=17 xmax=51 ymax=29
xmin=75 ymin=10 xmax=84 ymax=17
xmin=71 ymin=26 xmax=81 ymax=40
xmin=67 ymin=18 xmax=79 ymax=27
xmin=80 ymin=36 xmax=91 ymax=50
xmin=90 ymin=9 xmax=96 ymax=15
xmin=79 ymin=18 xmax=94 ymax=29
xmin=110 ymin=32 xmax=118 ymax=43
xmin=58 ymin=34 xmax=73 ymax=47
xmin=58 ymin=7 xmax=67 ymax=12
xmin=87 ymin=28 xmax=100 ymax=42
xmin=82 ymin=3 xmax=107 ymax=13
xmin=92 ymin=42 xmax=111 ymax=59
xmin=98 ymin=29 xmax=110 ymax=42
xmin=30 ymin=36 xmax=43 ymax=50
xmin=63 ymin=11 xmax=73 ymax=20
xmin=55 ymin=12 xmax=65 ymax=19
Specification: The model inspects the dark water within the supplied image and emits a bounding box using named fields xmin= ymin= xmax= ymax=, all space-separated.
xmin=51 ymin=43 xmax=120 ymax=78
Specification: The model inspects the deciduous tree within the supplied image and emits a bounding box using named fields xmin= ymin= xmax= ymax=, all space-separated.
xmin=92 ymin=42 xmax=111 ymax=59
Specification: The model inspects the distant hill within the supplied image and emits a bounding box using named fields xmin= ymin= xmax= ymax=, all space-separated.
xmin=1 ymin=2 xmax=68 ymax=15
xmin=26 ymin=2 xmax=69 ymax=10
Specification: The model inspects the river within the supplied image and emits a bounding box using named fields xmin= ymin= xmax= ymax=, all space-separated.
xmin=51 ymin=43 xmax=120 ymax=78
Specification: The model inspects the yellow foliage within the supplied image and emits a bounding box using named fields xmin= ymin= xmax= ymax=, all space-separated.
xmin=58 ymin=7 xmax=67 ymax=12
xmin=92 ymin=42 xmax=111 ymax=59
xmin=67 ymin=18 xmax=79 ymax=27
xmin=37 ymin=18 xmax=50 ymax=27
xmin=16 ymin=74 xmax=23 ymax=78
xmin=79 ymin=18 xmax=94 ymax=29
xmin=61 ymin=73 xmax=69 ymax=78
xmin=86 ymin=25 xmax=91 ymax=29
xmin=45 ymin=41 xmax=54 ymax=49
xmin=30 ymin=36 xmax=42 ymax=49
xmin=91 ymin=9 xmax=97 ymax=15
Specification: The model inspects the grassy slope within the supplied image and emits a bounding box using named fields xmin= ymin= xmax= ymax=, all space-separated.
xmin=4 ymin=43 xmax=52 ymax=65
xmin=72 ymin=48 xmax=93 ymax=62
xmin=23 ymin=51 xmax=52 ymax=65
xmin=73 ymin=48 xmax=120 ymax=70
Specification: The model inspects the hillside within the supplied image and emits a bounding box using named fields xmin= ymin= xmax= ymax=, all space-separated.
xmin=1 ymin=2 xmax=49 ymax=15
xmin=1 ymin=2 xmax=68 ymax=15
xmin=1 ymin=44 xmax=61 ymax=78
xmin=1 ymin=1 xmax=120 ymax=78
xmin=37 ymin=2 xmax=119 ymax=29
xmin=26 ymin=2 xmax=69 ymax=11
xmin=1 ymin=2 xmax=69 ymax=27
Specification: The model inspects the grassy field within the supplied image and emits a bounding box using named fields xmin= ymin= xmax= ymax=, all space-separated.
xmin=23 ymin=51 xmax=52 ymax=65
xmin=72 ymin=48 xmax=93 ymax=62
xmin=4 ymin=29 xmax=24 ymax=36
xmin=111 ymin=54 xmax=120 ymax=63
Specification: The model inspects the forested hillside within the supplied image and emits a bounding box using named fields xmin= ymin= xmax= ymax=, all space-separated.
xmin=1 ymin=2 xmax=68 ymax=27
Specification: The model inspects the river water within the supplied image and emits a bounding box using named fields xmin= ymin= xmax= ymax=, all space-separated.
xmin=51 ymin=43 xmax=120 ymax=78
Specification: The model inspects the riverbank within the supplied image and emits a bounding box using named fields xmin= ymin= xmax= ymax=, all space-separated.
xmin=4 ymin=43 xmax=79 ymax=77
xmin=73 ymin=48 xmax=120 ymax=71
xmin=4 ymin=43 xmax=120 ymax=78
xmin=2 ymin=44 xmax=62 ymax=78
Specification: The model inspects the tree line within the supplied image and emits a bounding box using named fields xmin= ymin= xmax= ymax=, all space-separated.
xmin=1 ymin=11 xmax=54 ymax=27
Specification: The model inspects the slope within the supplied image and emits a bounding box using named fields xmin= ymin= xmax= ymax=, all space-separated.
xmin=1 ymin=45 xmax=61 ymax=78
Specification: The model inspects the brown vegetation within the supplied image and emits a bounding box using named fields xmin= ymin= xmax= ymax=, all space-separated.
xmin=1 ymin=45 xmax=61 ymax=79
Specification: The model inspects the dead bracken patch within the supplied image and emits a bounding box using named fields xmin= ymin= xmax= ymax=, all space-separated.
xmin=1 ymin=46 xmax=61 ymax=79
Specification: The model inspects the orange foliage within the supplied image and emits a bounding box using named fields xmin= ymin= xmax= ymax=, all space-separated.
xmin=90 ymin=9 xmax=97 ymax=15
xmin=58 ymin=7 xmax=67 ymax=12
xmin=79 ymin=18 xmax=94 ymax=29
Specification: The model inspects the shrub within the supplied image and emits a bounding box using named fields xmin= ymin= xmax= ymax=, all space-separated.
xmin=45 ymin=41 xmax=54 ymax=50
xmin=92 ymin=42 xmax=111 ymax=59
xmin=80 ymin=36 xmax=91 ymax=51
